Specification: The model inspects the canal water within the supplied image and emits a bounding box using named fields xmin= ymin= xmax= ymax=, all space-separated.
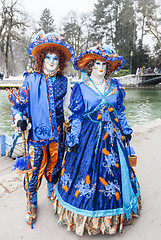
xmin=0 ymin=89 xmax=161 ymax=136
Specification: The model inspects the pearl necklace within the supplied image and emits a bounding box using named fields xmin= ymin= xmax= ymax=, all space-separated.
xmin=92 ymin=79 xmax=104 ymax=86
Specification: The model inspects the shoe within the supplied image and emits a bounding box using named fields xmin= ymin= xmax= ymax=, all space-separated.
xmin=25 ymin=204 xmax=37 ymax=225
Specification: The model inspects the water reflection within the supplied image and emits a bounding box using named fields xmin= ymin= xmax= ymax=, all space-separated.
xmin=124 ymin=89 xmax=161 ymax=126
xmin=0 ymin=90 xmax=14 ymax=136
xmin=0 ymin=89 xmax=161 ymax=136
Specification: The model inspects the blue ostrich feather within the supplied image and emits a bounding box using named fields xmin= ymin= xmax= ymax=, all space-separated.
xmin=12 ymin=154 xmax=32 ymax=171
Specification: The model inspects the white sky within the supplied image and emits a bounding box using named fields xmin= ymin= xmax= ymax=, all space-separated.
xmin=21 ymin=0 xmax=97 ymax=25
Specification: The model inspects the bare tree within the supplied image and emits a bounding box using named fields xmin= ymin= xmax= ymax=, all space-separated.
xmin=145 ymin=7 xmax=161 ymax=47
xmin=60 ymin=11 xmax=93 ymax=56
xmin=136 ymin=0 xmax=159 ymax=47
xmin=0 ymin=0 xmax=29 ymax=77
xmin=60 ymin=11 xmax=93 ymax=77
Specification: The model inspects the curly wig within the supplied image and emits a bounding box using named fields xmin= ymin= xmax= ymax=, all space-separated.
xmin=84 ymin=59 xmax=111 ymax=78
xmin=34 ymin=47 xmax=67 ymax=75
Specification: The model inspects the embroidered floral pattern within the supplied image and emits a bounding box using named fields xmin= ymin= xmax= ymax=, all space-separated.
xmin=35 ymin=123 xmax=50 ymax=137
xmin=60 ymin=173 xmax=72 ymax=190
xmin=99 ymin=179 xmax=121 ymax=199
xmin=75 ymin=178 xmax=96 ymax=198
xmin=102 ymin=150 xmax=119 ymax=176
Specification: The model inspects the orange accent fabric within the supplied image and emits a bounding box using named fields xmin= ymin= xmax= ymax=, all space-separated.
xmin=62 ymin=159 xmax=66 ymax=167
xmin=115 ymin=192 xmax=120 ymax=201
xmin=122 ymin=136 xmax=125 ymax=141
xmin=115 ymin=163 xmax=119 ymax=168
xmin=36 ymin=145 xmax=48 ymax=191
xmin=24 ymin=142 xmax=59 ymax=193
xmin=114 ymin=118 xmax=119 ymax=122
xmin=75 ymin=189 xmax=79 ymax=197
xmin=57 ymin=126 xmax=60 ymax=134
xmin=29 ymin=136 xmax=55 ymax=143
xmin=99 ymin=177 xmax=108 ymax=187
xmin=63 ymin=185 xmax=69 ymax=192
xmin=46 ymin=142 xmax=59 ymax=182
xmin=113 ymin=128 xmax=117 ymax=133
xmin=85 ymin=175 xmax=91 ymax=184
xmin=108 ymin=107 xmax=114 ymax=112
xmin=103 ymin=133 xmax=108 ymax=140
xmin=102 ymin=148 xmax=110 ymax=156
xmin=24 ymin=145 xmax=35 ymax=191
xmin=97 ymin=114 xmax=102 ymax=120
xmin=61 ymin=167 xmax=65 ymax=176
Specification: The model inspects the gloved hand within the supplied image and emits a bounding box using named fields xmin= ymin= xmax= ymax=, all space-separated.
xmin=69 ymin=144 xmax=78 ymax=153
xmin=63 ymin=120 xmax=71 ymax=133
xmin=13 ymin=113 xmax=31 ymax=132
xmin=17 ymin=120 xmax=28 ymax=131
xmin=125 ymin=134 xmax=132 ymax=143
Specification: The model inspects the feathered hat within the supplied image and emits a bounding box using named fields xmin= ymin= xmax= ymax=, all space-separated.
xmin=74 ymin=44 xmax=125 ymax=73
xmin=28 ymin=30 xmax=75 ymax=62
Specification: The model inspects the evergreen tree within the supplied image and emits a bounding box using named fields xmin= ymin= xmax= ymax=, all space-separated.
xmin=115 ymin=0 xmax=137 ymax=69
xmin=132 ymin=39 xmax=150 ymax=72
xmin=38 ymin=8 xmax=55 ymax=33
xmin=92 ymin=0 xmax=137 ymax=69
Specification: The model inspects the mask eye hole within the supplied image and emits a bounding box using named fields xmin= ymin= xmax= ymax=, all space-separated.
xmin=53 ymin=56 xmax=59 ymax=61
xmin=95 ymin=61 xmax=101 ymax=65
xmin=45 ymin=55 xmax=50 ymax=60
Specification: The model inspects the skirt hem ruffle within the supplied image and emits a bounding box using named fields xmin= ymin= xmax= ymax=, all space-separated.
xmin=52 ymin=189 xmax=141 ymax=236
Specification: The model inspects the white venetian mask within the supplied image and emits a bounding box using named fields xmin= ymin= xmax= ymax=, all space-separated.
xmin=43 ymin=53 xmax=59 ymax=76
xmin=91 ymin=60 xmax=107 ymax=79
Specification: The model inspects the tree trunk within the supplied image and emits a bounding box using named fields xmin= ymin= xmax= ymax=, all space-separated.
xmin=5 ymin=35 xmax=10 ymax=78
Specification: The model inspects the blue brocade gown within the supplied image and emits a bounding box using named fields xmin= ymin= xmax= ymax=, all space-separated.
xmin=52 ymin=78 xmax=141 ymax=236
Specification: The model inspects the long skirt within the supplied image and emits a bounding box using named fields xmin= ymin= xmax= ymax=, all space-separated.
xmin=52 ymin=107 xmax=141 ymax=236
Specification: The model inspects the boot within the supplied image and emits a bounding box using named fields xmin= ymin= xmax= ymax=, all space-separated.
xmin=25 ymin=192 xmax=37 ymax=225
xmin=47 ymin=182 xmax=54 ymax=200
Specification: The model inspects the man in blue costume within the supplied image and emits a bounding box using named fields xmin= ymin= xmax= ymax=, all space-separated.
xmin=12 ymin=30 xmax=74 ymax=224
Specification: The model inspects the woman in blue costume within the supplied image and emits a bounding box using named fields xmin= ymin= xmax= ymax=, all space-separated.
xmin=12 ymin=30 xmax=74 ymax=224
xmin=52 ymin=44 xmax=141 ymax=236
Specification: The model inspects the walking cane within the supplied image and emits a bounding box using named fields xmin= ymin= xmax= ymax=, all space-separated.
xmin=7 ymin=87 xmax=36 ymax=229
